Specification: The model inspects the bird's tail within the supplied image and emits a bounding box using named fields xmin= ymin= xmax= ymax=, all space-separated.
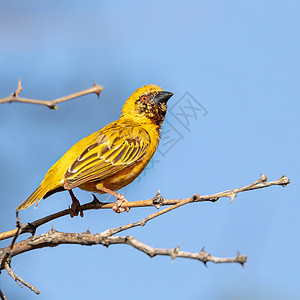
xmin=16 ymin=185 xmax=49 ymax=211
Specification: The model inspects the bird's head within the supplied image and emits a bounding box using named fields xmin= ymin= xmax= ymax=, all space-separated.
xmin=121 ymin=84 xmax=173 ymax=126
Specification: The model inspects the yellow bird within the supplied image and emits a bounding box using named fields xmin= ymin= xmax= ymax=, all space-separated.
xmin=16 ymin=84 xmax=173 ymax=215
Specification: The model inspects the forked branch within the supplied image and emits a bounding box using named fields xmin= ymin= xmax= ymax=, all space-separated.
xmin=0 ymin=174 xmax=290 ymax=241
xmin=0 ymin=174 xmax=289 ymax=295
xmin=0 ymin=288 xmax=7 ymax=300
xmin=0 ymin=79 xmax=103 ymax=109
xmin=4 ymin=260 xmax=40 ymax=295
xmin=0 ymin=228 xmax=247 ymax=266
xmin=0 ymin=226 xmax=246 ymax=295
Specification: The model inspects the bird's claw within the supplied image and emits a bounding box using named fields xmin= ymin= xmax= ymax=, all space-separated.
xmin=68 ymin=190 xmax=84 ymax=218
xmin=69 ymin=199 xmax=83 ymax=218
xmin=112 ymin=196 xmax=130 ymax=214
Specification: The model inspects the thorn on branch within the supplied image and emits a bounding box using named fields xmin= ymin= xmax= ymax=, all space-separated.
xmin=50 ymin=226 xmax=56 ymax=233
xmin=192 ymin=194 xmax=199 ymax=201
xmin=236 ymin=252 xmax=247 ymax=267
xmin=26 ymin=222 xmax=37 ymax=236
xmin=280 ymin=175 xmax=290 ymax=187
xmin=171 ymin=245 xmax=180 ymax=262
xmin=100 ymin=237 xmax=110 ymax=248
xmin=210 ymin=197 xmax=219 ymax=202
xmin=152 ymin=190 xmax=164 ymax=209
xmin=259 ymin=173 xmax=268 ymax=182
xmin=229 ymin=193 xmax=237 ymax=203
xmin=139 ymin=220 xmax=147 ymax=227
xmin=199 ymin=248 xmax=208 ymax=266
xmin=91 ymin=194 xmax=100 ymax=204
xmin=12 ymin=79 xmax=23 ymax=97
xmin=92 ymin=82 xmax=102 ymax=97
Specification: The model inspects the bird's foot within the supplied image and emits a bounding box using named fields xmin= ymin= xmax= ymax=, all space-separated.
xmin=70 ymin=199 xmax=83 ymax=217
xmin=97 ymin=186 xmax=130 ymax=214
xmin=112 ymin=194 xmax=130 ymax=214
xmin=68 ymin=190 xmax=84 ymax=218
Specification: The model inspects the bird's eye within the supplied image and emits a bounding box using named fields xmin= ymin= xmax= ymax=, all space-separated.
xmin=141 ymin=95 xmax=148 ymax=102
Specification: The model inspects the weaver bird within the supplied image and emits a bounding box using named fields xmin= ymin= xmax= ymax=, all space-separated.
xmin=16 ymin=84 xmax=173 ymax=215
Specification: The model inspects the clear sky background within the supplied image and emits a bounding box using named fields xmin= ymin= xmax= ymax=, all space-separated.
xmin=0 ymin=1 xmax=299 ymax=299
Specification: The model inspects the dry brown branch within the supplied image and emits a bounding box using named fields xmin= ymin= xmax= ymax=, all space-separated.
xmin=0 ymin=227 xmax=246 ymax=294
xmin=0 ymin=288 xmax=7 ymax=300
xmin=0 ymin=79 xmax=103 ymax=109
xmin=0 ymin=228 xmax=247 ymax=265
xmin=0 ymin=173 xmax=289 ymax=295
xmin=4 ymin=260 xmax=40 ymax=295
xmin=0 ymin=174 xmax=290 ymax=241
xmin=0 ymin=224 xmax=21 ymax=270
xmin=15 ymin=78 xmax=23 ymax=96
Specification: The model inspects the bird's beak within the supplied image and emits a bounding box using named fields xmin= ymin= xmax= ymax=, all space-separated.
xmin=154 ymin=91 xmax=173 ymax=105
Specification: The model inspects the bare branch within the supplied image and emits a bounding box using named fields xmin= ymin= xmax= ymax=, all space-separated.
xmin=0 ymin=229 xmax=246 ymax=266
xmin=4 ymin=260 xmax=40 ymax=295
xmin=102 ymin=194 xmax=193 ymax=237
xmin=0 ymin=229 xmax=20 ymax=241
xmin=15 ymin=78 xmax=23 ymax=96
xmin=0 ymin=174 xmax=288 ymax=295
xmin=121 ymin=237 xmax=247 ymax=265
xmin=0 ymin=201 xmax=248 ymax=295
xmin=0 ymin=79 xmax=103 ymax=109
xmin=0 ymin=228 xmax=246 ymax=295
xmin=0 ymin=224 xmax=21 ymax=269
xmin=0 ymin=288 xmax=7 ymax=300
xmin=0 ymin=174 xmax=289 ymax=241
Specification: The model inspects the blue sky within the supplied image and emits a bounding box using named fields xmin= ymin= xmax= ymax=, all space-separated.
xmin=0 ymin=1 xmax=299 ymax=299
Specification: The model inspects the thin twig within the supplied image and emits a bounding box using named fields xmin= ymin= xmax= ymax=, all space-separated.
xmin=0 ymin=207 xmax=247 ymax=296
xmin=0 ymin=174 xmax=289 ymax=241
xmin=15 ymin=78 xmax=23 ymax=96
xmin=4 ymin=261 xmax=40 ymax=294
xmin=102 ymin=195 xmax=193 ymax=237
xmin=0 ymin=215 xmax=23 ymax=269
xmin=1 ymin=228 xmax=247 ymax=265
xmin=116 ymin=236 xmax=247 ymax=265
xmin=1 ymin=174 xmax=288 ymax=295
xmin=0 ymin=288 xmax=7 ymax=300
xmin=0 ymin=226 xmax=20 ymax=269
xmin=0 ymin=79 xmax=103 ymax=109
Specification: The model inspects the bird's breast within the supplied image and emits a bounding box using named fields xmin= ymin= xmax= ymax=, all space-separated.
xmin=79 ymin=124 xmax=160 ymax=193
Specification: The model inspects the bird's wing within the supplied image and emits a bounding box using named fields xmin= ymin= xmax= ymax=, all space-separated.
xmin=64 ymin=124 xmax=150 ymax=189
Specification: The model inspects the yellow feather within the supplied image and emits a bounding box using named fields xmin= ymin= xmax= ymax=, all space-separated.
xmin=16 ymin=84 xmax=172 ymax=211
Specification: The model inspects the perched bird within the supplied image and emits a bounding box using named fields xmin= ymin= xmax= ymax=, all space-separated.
xmin=16 ymin=84 xmax=173 ymax=215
